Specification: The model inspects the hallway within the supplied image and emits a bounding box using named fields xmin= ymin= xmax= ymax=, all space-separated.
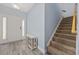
xmin=0 ymin=3 xmax=78 ymax=55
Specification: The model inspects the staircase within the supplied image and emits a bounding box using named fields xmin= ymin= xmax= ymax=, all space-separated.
xmin=47 ymin=16 xmax=76 ymax=55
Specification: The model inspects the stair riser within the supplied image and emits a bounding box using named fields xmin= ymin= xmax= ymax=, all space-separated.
xmin=61 ymin=20 xmax=72 ymax=22
xmin=59 ymin=24 xmax=72 ymax=27
xmin=61 ymin=21 xmax=72 ymax=23
xmin=54 ymin=34 xmax=76 ymax=41
xmin=60 ymin=23 xmax=71 ymax=25
xmin=58 ymin=27 xmax=71 ymax=30
xmin=56 ymin=30 xmax=72 ymax=34
xmin=61 ymin=23 xmax=72 ymax=26
xmin=62 ymin=19 xmax=72 ymax=21
xmin=63 ymin=17 xmax=73 ymax=20
xmin=51 ymin=42 xmax=75 ymax=54
xmin=63 ymin=18 xmax=72 ymax=20
xmin=61 ymin=21 xmax=72 ymax=24
xmin=56 ymin=31 xmax=76 ymax=35
xmin=53 ymin=37 xmax=76 ymax=48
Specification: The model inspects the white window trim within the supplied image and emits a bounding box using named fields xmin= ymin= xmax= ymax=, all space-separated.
xmin=3 ymin=16 xmax=7 ymax=39
xmin=22 ymin=20 xmax=24 ymax=37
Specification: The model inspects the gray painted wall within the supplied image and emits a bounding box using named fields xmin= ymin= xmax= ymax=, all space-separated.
xmin=45 ymin=3 xmax=61 ymax=51
xmin=27 ymin=4 xmax=45 ymax=53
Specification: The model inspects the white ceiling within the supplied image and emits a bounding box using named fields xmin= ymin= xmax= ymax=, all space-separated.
xmin=0 ymin=3 xmax=35 ymax=13
xmin=0 ymin=3 xmax=76 ymax=17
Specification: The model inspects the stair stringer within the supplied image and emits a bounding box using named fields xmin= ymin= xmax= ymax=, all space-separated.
xmin=47 ymin=16 xmax=63 ymax=47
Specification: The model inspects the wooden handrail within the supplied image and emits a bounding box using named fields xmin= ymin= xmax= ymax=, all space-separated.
xmin=71 ymin=15 xmax=76 ymax=33
xmin=71 ymin=4 xmax=77 ymax=33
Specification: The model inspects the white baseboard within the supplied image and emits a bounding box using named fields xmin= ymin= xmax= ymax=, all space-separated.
xmin=47 ymin=16 xmax=63 ymax=47
xmin=38 ymin=46 xmax=45 ymax=54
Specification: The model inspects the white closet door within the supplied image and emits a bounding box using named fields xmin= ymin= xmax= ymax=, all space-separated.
xmin=7 ymin=15 xmax=22 ymax=41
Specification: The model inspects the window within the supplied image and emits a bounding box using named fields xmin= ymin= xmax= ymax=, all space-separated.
xmin=22 ymin=20 xmax=24 ymax=36
xmin=3 ymin=17 xmax=7 ymax=39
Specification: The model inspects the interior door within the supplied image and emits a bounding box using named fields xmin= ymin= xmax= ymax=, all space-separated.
xmin=7 ymin=15 xmax=22 ymax=41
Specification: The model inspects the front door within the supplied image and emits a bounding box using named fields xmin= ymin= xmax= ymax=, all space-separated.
xmin=7 ymin=15 xmax=22 ymax=41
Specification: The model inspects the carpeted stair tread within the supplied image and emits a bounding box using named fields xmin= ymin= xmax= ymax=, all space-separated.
xmin=50 ymin=41 xmax=75 ymax=54
xmin=53 ymin=36 xmax=76 ymax=47
xmin=47 ymin=46 xmax=68 ymax=55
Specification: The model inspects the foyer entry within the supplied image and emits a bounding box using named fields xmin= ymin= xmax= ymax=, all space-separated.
xmin=0 ymin=14 xmax=24 ymax=42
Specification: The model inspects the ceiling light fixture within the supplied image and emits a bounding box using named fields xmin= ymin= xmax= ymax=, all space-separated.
xmin=13 ymin=4 xmax=20 ymax=10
